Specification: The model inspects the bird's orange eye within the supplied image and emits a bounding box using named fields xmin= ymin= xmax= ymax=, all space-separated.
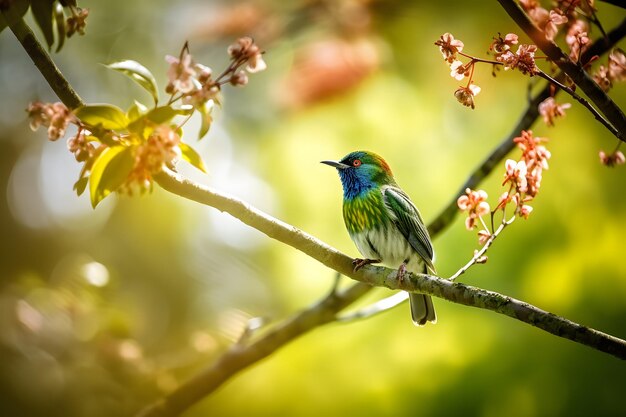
xmin=352 ymin=159 xmax=362 ymax=167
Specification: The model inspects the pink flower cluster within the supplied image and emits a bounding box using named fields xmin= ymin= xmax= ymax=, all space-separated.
xmin=66 ymin=7 xmax=89 ymax=38
xmin=122 ymin=125 xmax=182 ymax=194
xmin=67 ymin=129 xmax=96 ymax=162
xmin=166 ymin=37 xmax=266 ymax=107
xmin=27 ymin=101 xmax=73 ymax=141
xmin=458 ymin=130 xmax=551 ymax=244
xmin=538 ymin=97 xmax=571 ymax=126
xmin=520 ymin=0 xmax=593 ymax=62
xmin=435 ymin=33 xmax=482 ymax=109
xmin=593 ymin=49 xmax=626 ymax=92
xmin=489 ymin=34 xmax=539 ymax=75
xmin=457 ymin=189 xmax=490 ymax=231
xmin=501 ymin=130 xmax=551 ymax=211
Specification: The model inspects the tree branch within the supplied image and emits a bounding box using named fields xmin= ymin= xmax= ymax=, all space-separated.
xmin=497 ymin=0 xmax=626 ymax=142
xmin=1 ymin=7 xmax=83 ymax=109
xmin=429 ymin=16 xmax=626 ymax=236
xmin=136 ymin=282 xmax=373 ymax=417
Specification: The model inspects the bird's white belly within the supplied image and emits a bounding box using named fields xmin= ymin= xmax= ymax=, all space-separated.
xmin=350 ymin=227 xmax=424 ymax=272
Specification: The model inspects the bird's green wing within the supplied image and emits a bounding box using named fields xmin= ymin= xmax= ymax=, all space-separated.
xmin=383 ymin=186 xmax=435 ymax=270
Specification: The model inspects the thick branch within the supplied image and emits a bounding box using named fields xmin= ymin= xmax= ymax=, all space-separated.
xmin=155 ymin=169 xmax=626 ymax=357
xmin=1 ymin=7 xmax=83 ymax=109
xmin=497 ymin=0 xmax=626 ymax=141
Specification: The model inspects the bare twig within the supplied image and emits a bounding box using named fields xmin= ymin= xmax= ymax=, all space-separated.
xmin=448 ymin=216 xmax=514 ymax=282
xmin=536 ymin=69 xmax=621 ymax=139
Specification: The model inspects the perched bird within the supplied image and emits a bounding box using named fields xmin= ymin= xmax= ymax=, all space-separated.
xmin=322 ymin=150 xmax=436 ymax=325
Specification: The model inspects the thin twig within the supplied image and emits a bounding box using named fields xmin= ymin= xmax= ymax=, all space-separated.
xmin=448 ymin=216 xmax=513 ymax=282
xmin=536 ymin=70 xmax=621 ymax=138
xmin=336 ymin=291 xmax=410 ymax=323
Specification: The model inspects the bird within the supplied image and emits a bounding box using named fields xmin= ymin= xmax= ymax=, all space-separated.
xmin=322 ymin=150 xmax=436 ymax=325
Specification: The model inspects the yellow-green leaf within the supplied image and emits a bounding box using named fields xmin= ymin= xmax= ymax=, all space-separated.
xmin=89 ymin=146 xmax=135 ymax=208
xmin=127 ymin=105 xmax=193 ymax=137
xmin=179 ymin=142 xmax=207 ymax=173
xmin=127 ymin=100 xmax=148 ymax=122
xmin=73 ymin=176 xmax=88 ymax=196
xmin=106 ymin=60 xmax=159 ymax=105
xmin=146 ymin=106 xmax=184 ymax=124
xmin=198 ymin=100 xmax=214 ymax=140
xmin=75 ymin=104 xmax=130 ymax=130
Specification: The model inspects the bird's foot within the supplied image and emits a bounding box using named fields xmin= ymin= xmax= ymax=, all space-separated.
xmin=397 ymin=262 xmax=407 ymax=283
xmin=352 ymin=258 xmax=381 ymax=272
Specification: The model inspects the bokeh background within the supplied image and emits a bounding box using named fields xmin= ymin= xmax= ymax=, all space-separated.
xmin=1 ymin=0 xmax=625 ymax=416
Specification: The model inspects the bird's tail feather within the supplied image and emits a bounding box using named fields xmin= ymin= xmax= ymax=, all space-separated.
xmin=409 ymin=293 xmax=436 ymax=326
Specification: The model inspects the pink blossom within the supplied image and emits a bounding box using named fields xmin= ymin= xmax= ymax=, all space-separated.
xmin=519 ymin=204 xmax=533 ymax=219
xmin=504 ymin=159 xmax=528 ymax=193
xmin=26 ymin=101 xmax=72 ymax=141
xmin=478 ymin=230 xmax=491 ymax=245
xmin=450 ymin=60 xmax=466 ymax=80
xmin=457 ymin=188 xmax=491 ymax=230
xmin=454 ymin=83 xmax=481 ymax=109
xmin=544 ymin=9 xmax=568 ymax=41
xmin=608 ymin=49 xmax=626 ymax=82
xmin=538 ymin=97 xmax=571 ymax=126
xmin=166 ymin=52 xmax=197 ymax=94
xmin=599 ymin=150 xmax=626 ymax=167
xmin=566 ymin=19 xmax=590 ymax=61
xmin=593 ymin=65 xmax=612 ymax=91
xmin=436 ymin=33 xmax=464 ymax=63
xmin=490 ymin=33 xmax=519 ymax=55
xmin=228 ymin=37 xmax=267 ymax=73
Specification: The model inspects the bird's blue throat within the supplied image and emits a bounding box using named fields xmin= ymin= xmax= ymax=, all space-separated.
xmin=337 ymin=166 xmax=379 ymax=200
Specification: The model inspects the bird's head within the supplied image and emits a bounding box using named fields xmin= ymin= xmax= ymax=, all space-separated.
xmin=321 ymin=150 xmax=395 ymax=198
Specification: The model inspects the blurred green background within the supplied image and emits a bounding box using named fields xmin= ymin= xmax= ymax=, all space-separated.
xmin=1 ymin=1 xmax=625 ymax=416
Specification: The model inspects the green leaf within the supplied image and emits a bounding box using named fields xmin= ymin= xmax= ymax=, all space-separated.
xmin=127 ymin=100 xmax=148 ymax=122
xmin=53 ymin=2 xmax=65 ymax=52
xmin=127 ymin=105 xmax=193 ymax=137
xmin=106 ymin=60 xmax=159 ymax=105
xmin=75 ymin=104 xmax=129 ymax=130
xmin=73 ymin=176 xmax=88 ymax=196
xmin=89 ymin=146 xmax=135 ymax=208
xmin=198 ymin=100 xmax=214 ymax=140
xmin=31 ymin=0 xmax=55 ymax=49
xmin=179 ymin=142 xmax=207 ymax=173
xmin=0 ymin=0 xmax=30 ymax=34
xmin=146 ymin=105 xmax=186 ymax=124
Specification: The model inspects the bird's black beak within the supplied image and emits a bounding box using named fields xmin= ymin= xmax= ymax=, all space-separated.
xmin=321 ymin=160 xmax=350 ymax=169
